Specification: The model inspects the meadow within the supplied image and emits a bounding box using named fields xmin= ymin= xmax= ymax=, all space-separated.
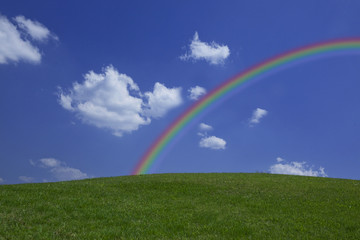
xmin=0 ymin=173 xmax=359 ymax=239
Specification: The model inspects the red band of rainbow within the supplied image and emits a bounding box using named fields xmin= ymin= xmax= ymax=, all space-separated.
xmin=132 ymin=38 xmax=360 ymax=175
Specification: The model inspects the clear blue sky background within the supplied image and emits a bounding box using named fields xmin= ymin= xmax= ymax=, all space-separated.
xmin=1 ymin=0 xmax=359 ymax=184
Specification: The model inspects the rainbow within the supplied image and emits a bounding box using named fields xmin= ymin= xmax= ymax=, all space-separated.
xmin=132 ymin=38 xmax=360 ymax=175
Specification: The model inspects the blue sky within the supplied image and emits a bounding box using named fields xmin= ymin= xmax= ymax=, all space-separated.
xmin=1 ymin=0 xmax=359 ymax=184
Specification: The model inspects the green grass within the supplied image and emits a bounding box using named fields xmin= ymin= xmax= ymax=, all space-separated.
xmin=0 ymin=173 xmax=359 ymax=239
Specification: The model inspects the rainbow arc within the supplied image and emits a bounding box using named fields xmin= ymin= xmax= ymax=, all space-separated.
xmin=133 ymin=38 xmax=360 ymax=175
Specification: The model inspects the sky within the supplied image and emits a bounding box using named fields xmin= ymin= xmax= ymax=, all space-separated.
xmin=1 ymin=0 xmax=360 ymax=184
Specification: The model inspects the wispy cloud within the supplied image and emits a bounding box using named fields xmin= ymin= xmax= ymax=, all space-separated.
xmin=269 ymin=158 xmax=327 ymax=177
xmin=0 ymin=14 xmax=56 ymax=64
xmin=180 ymin=32 xmax=230 ymax=65
xmin=31 ymin=158 xmax=89 ymax=181
xmin=188 ymin=86 xmax=206 ymax=100
xmin=59 ymin=65 xmax=182 ymax=137
xmin=19 ymin=176 xmax=34 ymax=183
xmin=0 ymin=177 xmax=4 ymax=184
xmin=249 ymin=108 xmax=268 ymax=126
xmin=199 ymin=123 xmax=213 ymax=132
xmin=14 ymin=15 xmax=57 ymax=42
xmin=50 ymin=166 xmax=88 ymax=182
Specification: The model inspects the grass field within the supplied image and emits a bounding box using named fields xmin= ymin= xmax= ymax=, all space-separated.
xmin=0 ymin=173 xmax=359 ymax=239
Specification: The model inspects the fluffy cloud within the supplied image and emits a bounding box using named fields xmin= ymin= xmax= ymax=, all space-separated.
xmin=249 ymin=108 xmax=268 ymax=125
xmin=0 ymin=14 xmax=56 ymax=64
xmin=59 ymin=66 xmax=182 ymax=137
xmin=19 ymin=176 xmax=34 ymax=183
xmin=197 ymin=123 xmax=226 ymax=149
xmin=14 ymin=15 xmax=56 ymax=42
xmin=0 ymin=177 xmax=4 ymax=184
xmin=199 ymin=136 xmax=226 ymax=150
xmin=31 ymin=158 xmax=89 ymax=181
xmin=180 ymin=32 xmax=230 ymax=65
xmin=269 ymin=158 xmax=327 ymax=177
xmin=188 ymin=86 xmax=207 ymax=100
xmin=143 ymin=82 xmax=182 ymax=118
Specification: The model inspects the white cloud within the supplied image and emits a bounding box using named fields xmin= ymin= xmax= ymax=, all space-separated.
xmin=180 ymin=32 xmax=230 ymax=65
xmin=197 ymin=123 xmax=226 ymax=149
xmin=276 ymin=157 xmax=285 ymax=162
xmin=50 ymin=166 xmax=88 ymax=181
xmin=0 ymin=15 xmax=41 ymax=64
xmin=269 ymin=158 xmax=327 ymax=177
xmin=31 ymin=158 xmax=89 ymax=181
xmin=199 ymin=136 xmax=226 ymax=150
xmin=0 ymin=14 xmax=56 ymax=64
xmin=188 ymin=86 xmax=207 ymax=100
xmin=199 ymin=123 xmax=213 ymax=132
xmin=143 ymin=82 xmax=182 ymax=118
xmin=249 ymin=108 xmax=268 ymax=125
xmin=14 ymin=15 xmax=57 ymax=42
xmin=59 ymin=65 xmax=182 ymax=137
xmin=59 ymin=94 xmax=74 ymax=111
xmin=39 ymin=158 xmax=62 ymax=168
xmin=0 ymin=177 xmax=4 ymax=184
xmin=19 ymin=176 xmax=34 ymax=183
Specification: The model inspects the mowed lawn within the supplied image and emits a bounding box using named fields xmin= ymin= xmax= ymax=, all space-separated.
xmin=0 ymin=173 xmax=359 ymax=239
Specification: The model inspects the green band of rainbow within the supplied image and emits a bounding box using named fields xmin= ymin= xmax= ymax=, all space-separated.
xmin=132 ymin=38 xmax=360 ymax=175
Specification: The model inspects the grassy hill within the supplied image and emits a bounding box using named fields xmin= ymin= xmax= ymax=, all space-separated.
xmin=0 ymin=173 xmax=359 ymax=239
